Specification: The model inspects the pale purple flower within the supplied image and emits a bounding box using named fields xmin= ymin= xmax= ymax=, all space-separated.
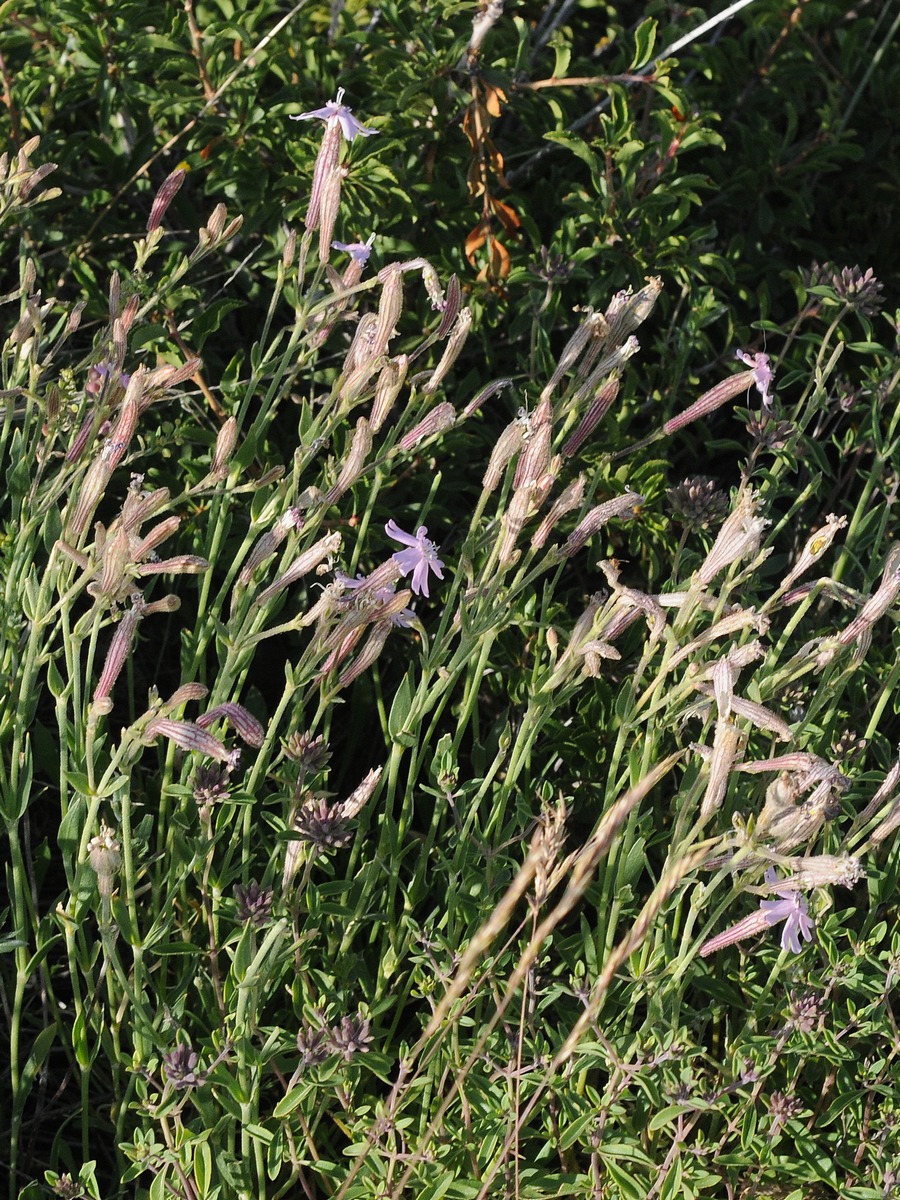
xmin=385 ymin=521 xmax=445 ymax=597
xmin=736 ymin=349 xmax=775 ymax=408
xmin=289 ymin=88 xmax=378 ymax=142
xmin=86 ymin=362 xmax=132 ymax=397
xmin=332 ymin=234 xmax=375 ymax=262
xmin=759 ymin=868 xmax=815 ymax=954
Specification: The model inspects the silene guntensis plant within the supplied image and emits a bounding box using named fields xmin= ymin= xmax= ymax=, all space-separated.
xmin=2 ymin=43 xmax=900 ymax=1200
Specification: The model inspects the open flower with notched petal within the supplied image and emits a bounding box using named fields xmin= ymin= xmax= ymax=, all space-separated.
xmin=385 ymin=521 xmax=445 ymax=597
xmin=332 ymin=234 xmax=375 ymax=262
xmin=289 ymin=89 xmax=378 ymax=141
xmin=759 ymin=868 xmax=815 ymax=953
xmin=735 ymin=349 xmax=775 ymax=407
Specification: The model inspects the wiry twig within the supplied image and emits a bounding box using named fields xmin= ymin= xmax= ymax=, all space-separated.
xmin=508 ymin=0 xmax=761 ymax=186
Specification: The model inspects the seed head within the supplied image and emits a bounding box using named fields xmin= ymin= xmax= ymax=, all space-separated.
xmin=162 ymin=1043 xmax=202 ymax=1090
xmin=285 ymin=732 xmax=332 ymax=774
xmin=787 ymin=990 xmax=824 ymax=1035
xmin=294 ymin=794 xmax=352 ymax=853
xmin=296 ymin=1026 xmax=329 ymax=1069
xmin=328 ymin=1013 xmax=373 ymax=1062
xmin=830 ymin=264 xmax=884 ymax=315
xmin=50 ymin=1174 xmax=83 ymax=1200
xmin=234 ymin=880 xmax=274 ymax=928
xmin=667 ymin=476 xmax=729 ymax=531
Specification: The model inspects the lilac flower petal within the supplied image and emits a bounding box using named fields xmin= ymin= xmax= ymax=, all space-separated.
xmin=760 ymin=897 xmax=794 ymax=926
xmin=411 ymin=560 xmax=429 ymax=596
xmin=335 ymin=570 xmax=366 ymax=591
xmin=335 ymin=110 xmax=378 ymax=141
xmin=385 ymin=519 xmax=419 ymax=548
xmin=391 ymin=548 xmax=417 ymax=573
xmin=290 ymin=103 xmax=338 ymax=123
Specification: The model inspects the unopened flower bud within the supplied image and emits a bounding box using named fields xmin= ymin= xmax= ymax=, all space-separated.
xmin=700 ymin=720 xmax=743 ymax=818
xmin=339 ymin=765 xmax=383 ymax=819
xmin=66 ymin=301 xmax=86 ymax=335
xmin=343 ymin=313 xmax=379 ymax=377
xmin=371 ymin=355 xmax=408 ymax=432
xmin=854 ymin=755 xmax=900 ymax=827
xmin=562 ymin=376 xmax=620 ymax=457
xmin=317 ymin=165 xmax=344 ymax=261
xmin=251 ymin=531 xmax=343 ymax=608
xmin=370 ymin=265 xmax=404 ymax=360
xmin=697 ymin=491 xmax=769 ymax=585
xmin=211 ymin=416 xmax=238 ymax=477
xmin=728 ymin=696 xmax=793 ymax=741
xmin=145 ymin=718 xmax=230 ymax=761
xmin=324 ymin=418 xmax=372 ymax=504
xmin=147 ymin=168 xmax=186 ymax=233
xmin=542 ymin=311 xmax=608 ymax=401
xmin=165 ymin=682 xmax=209 ymax=710
xmin=605 ymin=276 xmax=663 ymax=346
xmin=838 ymin=543 xmax=900 ymax=645
xmin=461 ymin=377 xmax=512 ymax=420
xmin=558 ymin=493 xmax=644 ymax=558
xmin=283 ymin=228 xmax=297 ymax=270
xmin=87 ymin=525 xmax=128 ymax=604
xmin=423 ymin=309 xmax=472 ymax=395
xmin=498 ymin=483 xmax=540 ymax=566
xmin=337 ymin=622 xmax=393 ymax=686
xmin=514 ymin=396 xmax=552 ymax=489
xmin=570 ymin=337 xmax=639 ymax=411
xmin=93 ymin=602 xmax=143 ymax=705
xmin=532 ymin=475 xmax=585 ymax=550
xmin=138 ymin=554 xmax=208 ymax=579
xmin=482 ymin=420 xmax=525 ymax=493
xmin=144 ymin=358 xmax=202 ymax=395
xmin=67 ymin=373 xmax=145 ymax=537
xmin=435 ymin=274 xmax=462 ymax=338
xmin=133 ymin=516 xmax=181 ymax=561
xmin=88 ymin=822 xmax=122 ymax=898
xmin=664 ymin=369 xmax=757 ymax=436
xmin=109 ymin=271 xmax=121 ymax=319
xmin=204 ymin=202 xmax=227 ymax=242
xmin=197 ymin=702 xmax=266 ymax=747
xmin=398 ymin=403 xmax=456 ymax=452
